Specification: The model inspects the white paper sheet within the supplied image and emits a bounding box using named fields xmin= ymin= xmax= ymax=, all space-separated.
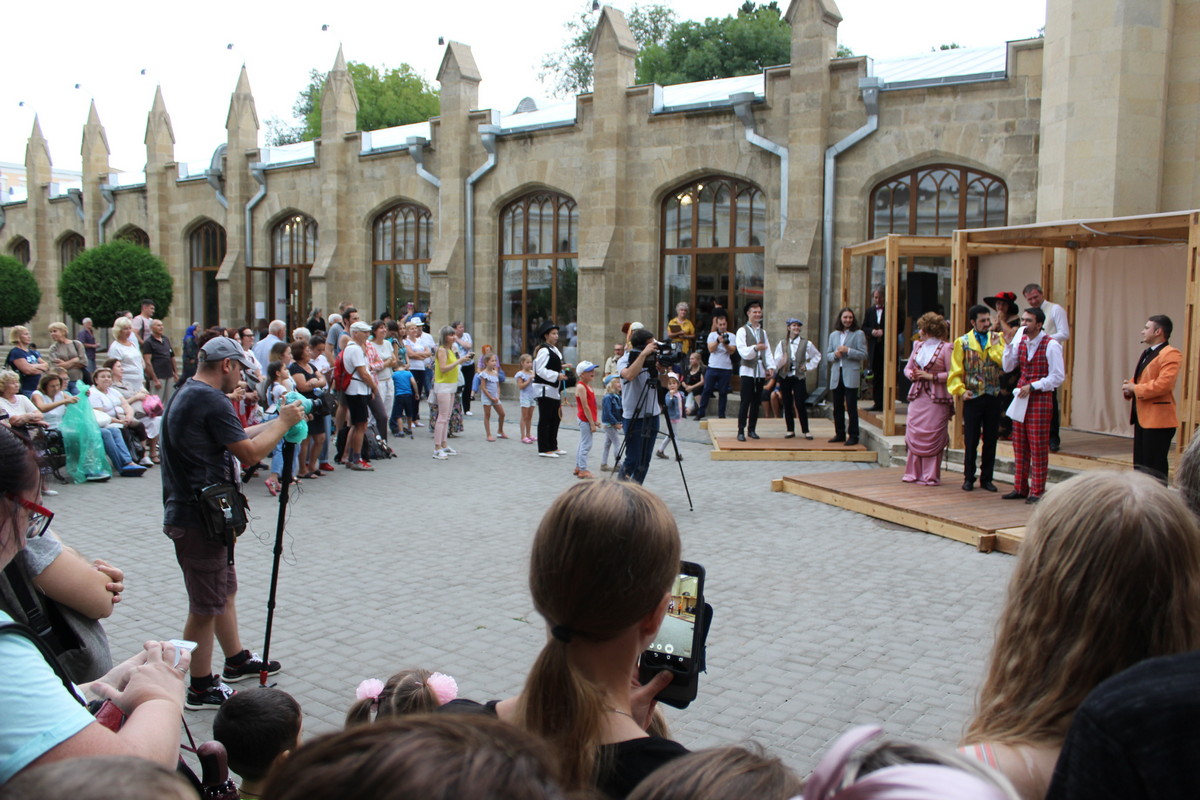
xmin=1006 ymin=392 xmax=1028 ymax=423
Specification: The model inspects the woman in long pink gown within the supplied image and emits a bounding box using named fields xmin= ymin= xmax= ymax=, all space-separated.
xmin=903 ymin=312 xmax=953 ymax=485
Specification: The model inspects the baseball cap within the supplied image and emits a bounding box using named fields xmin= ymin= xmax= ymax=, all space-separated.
xmin=200 ymin=337 xmax=251 ymax=368
xmin=603 ymin=374 xmax=618 ymax=386
xmin=576 ymin=360 xmax=597 ymax=374
xmin=350 ymin=321 xmax=372 ymax=333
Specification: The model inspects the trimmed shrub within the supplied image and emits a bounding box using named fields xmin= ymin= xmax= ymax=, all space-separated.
xmin=59 ymin=240 xmax=173 ymax=325
xmin=0 ymin=254 xmax=42 ymax=327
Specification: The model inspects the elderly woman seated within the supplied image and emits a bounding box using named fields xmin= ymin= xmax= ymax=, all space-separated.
xmin=101 ymin=359 xmax=154 ymax=465
xmin=30 ymin=373 xmax=109 ymax=484
xmin=86 ymin=368 xmax=147 ymax=478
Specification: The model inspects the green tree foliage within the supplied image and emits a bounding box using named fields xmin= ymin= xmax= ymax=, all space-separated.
xmin=836 ymin=43 xmax=855 ymax=58
xmin=935 ymin=43 xmax=964 ymax=51
xmin=266 ymin=62 xmax=440 ymax=146
xmin=58 ymin=241 xmax=173 ymax=325
xmin=540 ymin=2 xmax=792 ymax=96
xmin=0 ymin=255 xmax=41 ymax=328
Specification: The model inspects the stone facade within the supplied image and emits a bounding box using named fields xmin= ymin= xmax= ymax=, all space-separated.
xmin=1 ymin=0 xmax=1196 ymax=370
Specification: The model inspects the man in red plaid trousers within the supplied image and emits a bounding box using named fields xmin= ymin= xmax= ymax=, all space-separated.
xmin=1001 ymin=306 xmax=1064 ymax=503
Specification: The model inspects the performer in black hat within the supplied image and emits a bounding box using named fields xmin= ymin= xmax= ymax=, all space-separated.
xmin=532 ymin=321 xmax=570 ymax=458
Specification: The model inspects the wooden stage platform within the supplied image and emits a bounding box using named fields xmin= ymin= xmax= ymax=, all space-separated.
xmin=774 ymin=467 xmax=1030 ymax=554
xmin=703 ymin=418 xmax=877 ymax=462
xmin=995 ymin=428 xmax=1179 ymax=477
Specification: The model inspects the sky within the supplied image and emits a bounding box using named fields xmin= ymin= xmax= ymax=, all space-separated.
xmin=3 ymin=0 xmax=1045 ymax=175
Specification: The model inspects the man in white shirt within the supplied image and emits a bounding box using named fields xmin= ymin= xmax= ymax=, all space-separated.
xmin=131 ymin=299 xmax=156 ymax=343
xmin=341 ymin=321 xmax=379 ymax=471
xmin=453 ymin=320 xmax=475 ymax=415
xmin=1001 ymin=306 xmax=1065 ymax=503
xmin=252 ymin=320 xmax=286 ymax=369
xmin=735 ymin=300 xmax=775 ymax=442
xmin=694 ymin=313 xmax=737 ymax=421
xmin=1023 ymin=283 xmax=1068 ymax=452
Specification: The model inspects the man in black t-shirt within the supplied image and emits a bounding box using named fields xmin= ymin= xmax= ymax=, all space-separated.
xmin=162 ymin=336 xmax=303 ymax=709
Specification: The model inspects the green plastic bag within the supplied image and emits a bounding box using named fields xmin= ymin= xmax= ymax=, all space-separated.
xmin=61 ymin=386 xmax=111 ymax=484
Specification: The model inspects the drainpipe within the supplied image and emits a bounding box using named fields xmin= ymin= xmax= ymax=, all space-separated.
xmin=205 ymin=144 xmax=229 ymax=209
xmin=97 ymin=180 xmax=115 ymax=243
xmin=819 ymin=76 xmax=883 ymax=388
xmin=406 ymin=137 xmax=441 ymax=189
xmin=464 ymin=124 xmax=500 ymax=333
xmin=730 ymin=92 xmax=788 ymax=237
xmin=66 ymin=188 xmax=84 ymax=222
xmin=245 ymin=163 xmax=267 ymax=268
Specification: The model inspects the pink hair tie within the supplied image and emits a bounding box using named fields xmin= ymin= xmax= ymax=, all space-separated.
xmin=427 ymin=672 xmax=458 ymax=705
xmin=356 ymin=678 xmax=385 ymax=704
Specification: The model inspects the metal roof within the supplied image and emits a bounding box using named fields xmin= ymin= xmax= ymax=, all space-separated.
xmin=360 ymin=121 xmax=433 ymax=154
xmin=872 ymin=44 xmax=1008 ymax=89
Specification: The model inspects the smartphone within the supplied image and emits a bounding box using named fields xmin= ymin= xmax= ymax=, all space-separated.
xmin=168 ymin=639 xmax=198 ymax=668
xmin=638 ymin=561 xmax=705 ymax=709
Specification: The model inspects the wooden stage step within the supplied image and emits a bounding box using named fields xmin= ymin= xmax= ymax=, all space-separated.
xmin=773 ymin=467 xmax=1029 ymax=554
xmin=994 ymin=428 xmax=1178 ymax=478
xmin=704 ymin=419 xmax=877 ymax=462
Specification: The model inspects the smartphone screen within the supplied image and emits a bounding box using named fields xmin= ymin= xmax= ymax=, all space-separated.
xmin=640 ymin=561 xmax=704 ymax=707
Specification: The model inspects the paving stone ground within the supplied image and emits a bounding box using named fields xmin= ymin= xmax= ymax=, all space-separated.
xmin=53 ymin=412 xmax=1013 ymax=778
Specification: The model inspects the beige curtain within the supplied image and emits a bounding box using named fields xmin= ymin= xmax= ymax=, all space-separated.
xmin=977 ymin=251 xmax=1042 ymax=305
xmin=1072 ymin=245 xmax=1187 ymax=436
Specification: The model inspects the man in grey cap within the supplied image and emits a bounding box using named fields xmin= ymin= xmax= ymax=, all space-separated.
xmin=161 ymin=335 xmax=304 ymax=709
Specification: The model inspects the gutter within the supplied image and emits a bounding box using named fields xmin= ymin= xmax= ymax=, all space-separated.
xmin=730 ymin=92 xmax=788 ymax=237
xmin=66 ymin=188 xmax=84 ymax=222
xmin=819 ymin=76 xmax=883 ymax=388
xmin=98 ymin=180 xmax=115 ymax=243
xmin=405 ymin=137 xmax=441 ymax=189
xmin=464 ymin=124 xmax=500 ymax=332
xmin=205 ymin=144 xmax=229 ymax=209
xmin=245 ymin=163 xmax=267 ymax=268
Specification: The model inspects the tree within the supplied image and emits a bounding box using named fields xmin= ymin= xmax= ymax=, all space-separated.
xmin=0 ymin=255 xmax=40 ymax=327
xmin=266 ymin=62 xmax=440 ymax=146
xmin=540 ymin=2 xmax=792 ymax=96
xmin=539 ymin=2 xmax=679 ymax=97
xmin=59 ymin=241 xmax=173 ymax=325
xmin=836 ymin=43 xmax=855 ymax=58
xmin=934 ymin=43 xmax=964 ymax=51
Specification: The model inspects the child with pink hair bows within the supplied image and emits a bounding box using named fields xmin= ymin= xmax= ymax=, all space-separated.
xmin=346 ymin=669 xmax=459 ymax=726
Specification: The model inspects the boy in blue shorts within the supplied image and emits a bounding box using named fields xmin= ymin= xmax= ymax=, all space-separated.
xmin=391 ymin=365 xmax=419 ymax=437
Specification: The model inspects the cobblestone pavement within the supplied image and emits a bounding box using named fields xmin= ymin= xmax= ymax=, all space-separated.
xmin=53 ymin=413 xmax=1013 ymax=777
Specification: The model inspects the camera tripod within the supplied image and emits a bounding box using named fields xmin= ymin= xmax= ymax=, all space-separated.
xmin=611 ymin=366 xmax=694 ymax=511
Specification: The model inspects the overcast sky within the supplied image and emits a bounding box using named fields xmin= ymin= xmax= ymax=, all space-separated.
xmin=3 ymin=0 xmax=1045 ymax=175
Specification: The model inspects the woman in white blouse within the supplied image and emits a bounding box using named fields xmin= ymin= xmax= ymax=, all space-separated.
xmin=107 ymin=317 xmax=145 ymax=395
xmin=772 ymin=318 xmax=822 ymax=439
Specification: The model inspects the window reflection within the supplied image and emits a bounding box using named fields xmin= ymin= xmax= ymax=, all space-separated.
xmin=372 ymin=202 xmax=433 ymax=320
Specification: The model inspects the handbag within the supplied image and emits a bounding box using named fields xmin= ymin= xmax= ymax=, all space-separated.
xmin=196 ymin=482 xmax=250 ymax=566
xmin=0 ymin=559 xmax=114 ymax=683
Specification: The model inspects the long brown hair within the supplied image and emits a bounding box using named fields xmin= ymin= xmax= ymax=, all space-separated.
xmin=965 ymin=470 xmax=1200 ymax=746
xmin=517 ymin=481 xmax=681 ymax=791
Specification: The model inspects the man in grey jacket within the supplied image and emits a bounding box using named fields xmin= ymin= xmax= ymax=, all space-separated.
xmin=825 ymin=307 xmax=868 ymax=446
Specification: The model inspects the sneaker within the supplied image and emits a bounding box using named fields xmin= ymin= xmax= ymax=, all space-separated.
xmin=139 ymin=455 xmax=154 ymax=467
xmin=186 ymin=679 xmax=236 ymax=710
xmin=413 ymin=420 xmax=424 ymax=427
xmin=41 ymin=488 xmax=59 ymax=497
xmin=600 ymin=464 xmax=610 ymax=472
xmin=347 ymin=461 xmax=375 ymax=472
xmin=85 ymin=472 xmax=111 ymax=482
xmin=223 ymin=652 xmax=281 ymax=683
xmin=320 ymin=462 xmax=335 ymax=472
xmin=656 ymin=451 xmax=668 ymax=459
xmin=538 ymin=452 xmax=560 ymax=458
xmin=554 ymin=449 xmax=568 ymax=456
xmin=465 ymin=410 xmax=473 ymax=416
xmin=442 ymin=446 xmax=458 ymax=456
xmin=432 ymin=450 xmax=448 ymax=460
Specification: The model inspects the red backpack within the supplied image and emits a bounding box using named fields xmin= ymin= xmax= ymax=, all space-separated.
xmin=332 ymin=350 xmax=353 ymax=392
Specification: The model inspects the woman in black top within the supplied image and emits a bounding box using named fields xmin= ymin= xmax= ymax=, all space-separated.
xmin=288 ymin=340 xmax=328 ymax=479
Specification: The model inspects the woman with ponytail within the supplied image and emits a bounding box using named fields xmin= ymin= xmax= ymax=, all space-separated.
xmin=489 ymin=480 xmax=687 ymax=797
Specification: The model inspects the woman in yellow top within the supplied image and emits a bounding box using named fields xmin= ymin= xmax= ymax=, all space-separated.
xmin=432 ymin=326 xmax=473 ymax=460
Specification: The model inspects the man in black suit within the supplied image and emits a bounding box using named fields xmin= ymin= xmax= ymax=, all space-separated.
xmin=863 ymin=288 xmax=886 ymax=411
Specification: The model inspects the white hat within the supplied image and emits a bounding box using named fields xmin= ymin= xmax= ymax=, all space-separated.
xmin=576 ymin=360 xmax=597 ymax=373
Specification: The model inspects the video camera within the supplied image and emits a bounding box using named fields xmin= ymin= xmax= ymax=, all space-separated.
xmin=631 ymin=339 xmax=685 ymax=371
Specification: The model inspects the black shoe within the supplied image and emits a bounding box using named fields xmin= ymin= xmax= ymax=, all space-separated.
xmin=962 ymin=480 xmax=975 ymax=491
xmin=869 ymin=405 xmax=883 ymax=412
xmin=736 ymin=432 xmax=746 ymax=442
xmin=784 ymin=431 xmax=795 ymax=439
xmin=828 ymin=435 xmax=845 ymax=443
xmin=844 ymin=437 xmax=859 ymax=447
xmin=1002 ymin=490 xmax=1026 ymax=500
xmin=1050 ymin=440 xmax=1061 ymax=453
xmin=185 ymin=679 xmax=236 ymax=710
xmin=747 ymin=430 xmax=760 ymax=440
xmin=223 ymin=651 xmax=282 ymax=683
xmin=980 ymin=481 xmax=998 ymax=492
xmin=1026 ymin=495 xmax=1042 ymax=504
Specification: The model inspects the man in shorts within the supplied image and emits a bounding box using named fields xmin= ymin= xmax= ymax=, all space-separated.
xmin=342 ymin=321 xmax=379 ymax=471
xmin=161 ymin=336 xmax=304 ymax=709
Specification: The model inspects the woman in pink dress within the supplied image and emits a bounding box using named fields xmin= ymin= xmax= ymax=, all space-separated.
xmin=903 ymin=312 xmax=953 ymax=485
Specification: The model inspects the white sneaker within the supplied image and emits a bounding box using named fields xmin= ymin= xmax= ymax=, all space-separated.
xmin=432 ymin=450 xmax=448 ymax=460
xmin=538 ymin=452 xmax=560 ymax=458
xmin=554 ymin=449 xmax=568 ymax=456
xmin=442 ymin=446 xmax=458 ymax=456
xmin=465 ymin=411 xmax=473 ymax=416
xmin=139 ymin=455 xmax=154 ymax=466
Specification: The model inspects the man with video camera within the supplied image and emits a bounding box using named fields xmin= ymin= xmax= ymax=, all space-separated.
xmin=617 ymin=329 xmax=673 ymax=484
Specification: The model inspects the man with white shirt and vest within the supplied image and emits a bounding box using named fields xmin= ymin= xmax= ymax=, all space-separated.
xmin=1023 ymin=284 xmax=1069 ymax=452
xmin=772 ymin=317 xmax=821 ymax=439
xmin=735 ymin=300 xmax=775 ymax=442
xmin=947 ymin=304 xmax=1006 ymax=492
xmin=1122 ymin=315 xmax=1181 ymax=483
xmin=1002 ymin=306 xmax=1065 ymax=503
xmin=533 ymin=321 xmax=570 ymax=458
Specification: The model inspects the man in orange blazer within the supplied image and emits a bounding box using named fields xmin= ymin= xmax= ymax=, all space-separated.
xmin=1122 ymin=315 xmax=1181 ymax=483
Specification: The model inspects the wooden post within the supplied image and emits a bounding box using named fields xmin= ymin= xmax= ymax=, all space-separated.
xmin=1061 ymin=247 xmax=1077 ymax=427
xmin=840 ymin=247 xmax=851 ymax=311
xmin=1041 ymin=247 xmax=1056 ymax=300
xmin=950 ymin=231 xmax=969 ymax=449
xmin=884 ymin=235 xmax=901 ymax=436
xmin=1183 ymin=212 xmax=1200 ymax=449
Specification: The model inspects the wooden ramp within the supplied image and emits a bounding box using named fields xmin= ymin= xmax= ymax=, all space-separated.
xmin=858 ymin=403 xmax=907 ymax=436
xmin=996 ymin=428 xmax=1179 ymax=478
xmin=774 ymin=467 xmax=1029 ymax=554
xmin=705 ymin=419 xmax=877 ymax=462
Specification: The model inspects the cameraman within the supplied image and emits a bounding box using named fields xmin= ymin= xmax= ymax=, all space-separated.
xmin=617 ymin=329 xmax=672 ymax=484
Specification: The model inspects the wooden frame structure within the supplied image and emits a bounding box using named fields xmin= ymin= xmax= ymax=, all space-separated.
xmin=840 ymin=234 xmax=1033 ymax=436
xmin=955 ymin=211 xmax=1200 ymax=449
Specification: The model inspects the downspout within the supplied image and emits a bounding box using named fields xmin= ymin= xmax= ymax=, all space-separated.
xmin=464 ymin=124 xmax=500 ymax=333
xmin=97 ymin=180 xmax=115 ymax=243
xmin=245 ymin=163 xmax=267 ymax=268
xmin=205 ymin=144 xmax=229 ymax=209
xmin=820 ymin=76 xmax=883 ymax=388
xmin=730 ymin=92 xmax=788 ymax=237
xmin=406 ymin=136 xmax=441 ymax=243
xmin=66 ymin=188 xmax=84 ymax=222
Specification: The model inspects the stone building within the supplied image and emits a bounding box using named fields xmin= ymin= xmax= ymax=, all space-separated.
xmin=0 ymin=0 xmax=1194 ymax=374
